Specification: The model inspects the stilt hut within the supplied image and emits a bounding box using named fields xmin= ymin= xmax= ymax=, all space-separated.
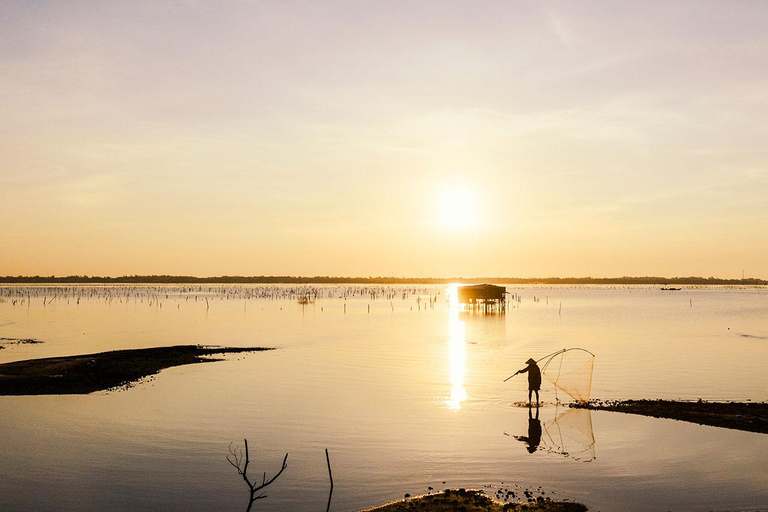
xmin=457 ymin=284 xmax=507 ymax=313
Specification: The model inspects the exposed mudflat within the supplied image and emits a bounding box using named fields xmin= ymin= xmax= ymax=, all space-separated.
xmin=573 ymin=399 xmax=768 ymax=434
xmin=0 ymin=337 xmax=43 ymax=350
xmin=0 ymin=345 xmax=272 ymax=395
xmin=359 ymin=489 xmax=587 ymax=511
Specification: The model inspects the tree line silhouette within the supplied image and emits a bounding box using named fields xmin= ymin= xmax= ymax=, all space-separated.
xmin=0 ymin=275 xmax=765 ymax=285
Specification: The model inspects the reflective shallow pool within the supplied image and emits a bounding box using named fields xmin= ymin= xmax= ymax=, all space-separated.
xmin=1 ymin=284 xmax=767 ymax=511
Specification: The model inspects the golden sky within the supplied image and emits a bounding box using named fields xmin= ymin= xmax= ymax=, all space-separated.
xmin=1 ymin=1 xmax=767 ymax=278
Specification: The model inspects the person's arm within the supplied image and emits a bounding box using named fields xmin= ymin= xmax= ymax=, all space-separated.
xmin=516 ymin=367 xmax=529 ymax=375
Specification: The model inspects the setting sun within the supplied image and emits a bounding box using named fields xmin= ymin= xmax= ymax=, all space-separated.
xmin=439 ymin=188 xmax=478 ymax=230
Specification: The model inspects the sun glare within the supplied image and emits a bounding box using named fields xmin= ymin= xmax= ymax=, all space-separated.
xmin=446 ymin=285 xmax=468 ymax=410
xmin=439 ymin=188 xmax=478 ymax=230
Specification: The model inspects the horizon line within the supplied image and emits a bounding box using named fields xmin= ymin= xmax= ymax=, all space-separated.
xmin=1 ymin=275 xmax=766 ymax=285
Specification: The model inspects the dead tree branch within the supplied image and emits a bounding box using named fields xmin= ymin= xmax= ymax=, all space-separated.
xmin=227 ymin=439 xmax=288 ymax=512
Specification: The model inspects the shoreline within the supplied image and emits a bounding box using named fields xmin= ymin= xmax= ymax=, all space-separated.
xmin=0 ymin=345 xmax=272 ymax=395
xmin=359 ymin=489 xmax=587 ymax=511
xmin=572 ymin=399 xmax=768 ymax=434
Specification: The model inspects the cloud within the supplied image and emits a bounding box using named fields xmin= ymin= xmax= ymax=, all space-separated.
xmin=542 ymin=6 xmax=577 ymax=50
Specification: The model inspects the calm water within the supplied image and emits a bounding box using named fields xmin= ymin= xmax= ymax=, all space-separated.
xmin=1 ymin=284 xmax=767 ymax=511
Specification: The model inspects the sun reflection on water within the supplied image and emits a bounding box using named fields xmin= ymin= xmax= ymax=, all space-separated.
xmin=446 ymin=285 xmax=468 ymax=410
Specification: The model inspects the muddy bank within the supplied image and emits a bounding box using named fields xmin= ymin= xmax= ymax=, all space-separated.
xmin=0 ymin=345 xmax=272 ymax=395
xmin=573 ymin=399 xmax=768 ymax=434
xmin=0 ymin=337 xmax=43 ymax=350
xmin=360 ymin=489 xmax=587 ymax=511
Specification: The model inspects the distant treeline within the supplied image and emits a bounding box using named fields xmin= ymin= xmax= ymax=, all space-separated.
xmin=0 ymin=275 xmax=765 ymax=285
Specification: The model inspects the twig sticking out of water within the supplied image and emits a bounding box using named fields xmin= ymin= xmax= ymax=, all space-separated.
xmin=227 ymin=439 xmax=288 ymax=512
xmin=325 ymin=448 xmax=334 ymax=512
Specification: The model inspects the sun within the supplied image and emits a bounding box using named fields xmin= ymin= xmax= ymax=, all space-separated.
xmin=438 ymin=188 xmax=478 ymax=230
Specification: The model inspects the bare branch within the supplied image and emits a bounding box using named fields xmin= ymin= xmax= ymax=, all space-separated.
xmin=227 ymin=442 xmax=244 ymax=472
xmin=243 ymin=439 xmax=251 ymax=481
xmin=227 ymin=438 xmax=288 ymax=512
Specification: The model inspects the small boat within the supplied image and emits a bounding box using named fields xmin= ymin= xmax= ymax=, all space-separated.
xmin=660 ymin=287 xmax=682 ymax=291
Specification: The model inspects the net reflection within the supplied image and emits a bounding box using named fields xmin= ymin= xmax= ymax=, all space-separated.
xmin=541 ymin=406 xmax=596 ymax=462
xmin=509 ymin=406 xmax=596 ymax=461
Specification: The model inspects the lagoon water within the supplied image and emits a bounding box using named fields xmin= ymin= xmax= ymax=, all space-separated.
xmin=1 ymin=284 xmax=767 ymax=511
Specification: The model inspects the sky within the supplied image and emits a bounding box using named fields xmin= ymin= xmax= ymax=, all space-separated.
xmin=1 ymin=0 xmax=767 ymax=278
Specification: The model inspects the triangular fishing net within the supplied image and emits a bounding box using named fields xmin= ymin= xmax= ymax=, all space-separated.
xmin=541 ymin=407 xmax=596 ymax=462
xmin=540 ymin=348 xmax=594 ymax=403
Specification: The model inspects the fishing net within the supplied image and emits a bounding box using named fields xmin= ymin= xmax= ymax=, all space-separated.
xmin=541 ymin=407 xmax=596 ymax=462
xmin=540 ymin=348 xmax=594 ymax=403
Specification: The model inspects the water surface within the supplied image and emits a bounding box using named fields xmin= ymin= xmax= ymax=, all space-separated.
xmin=1 ymin=284 xmax=767 ymax=511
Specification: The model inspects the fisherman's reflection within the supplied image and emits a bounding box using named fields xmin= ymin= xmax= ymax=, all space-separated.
xmin=514 ymin=405 xmax=541 ymax=453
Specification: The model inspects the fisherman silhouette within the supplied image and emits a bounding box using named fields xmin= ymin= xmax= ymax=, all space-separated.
xmin=514 ymin=405 xmax=542 ymax=453
xmin=512 ymin=358 xmax=541 ymax=406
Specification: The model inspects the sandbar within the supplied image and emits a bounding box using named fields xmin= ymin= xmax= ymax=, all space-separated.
xmin=0 ymin=345 xmax=272 ymax=395
xmin=572 ymin=399 xmax=768 ymax=434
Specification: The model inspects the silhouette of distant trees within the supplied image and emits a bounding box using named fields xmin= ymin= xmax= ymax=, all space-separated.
xmin=1 ymin=275 xmax=765 ymax=285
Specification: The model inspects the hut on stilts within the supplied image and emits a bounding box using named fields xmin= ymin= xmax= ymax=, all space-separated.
xmin=457 ymin=284 xmax=507 ymax=313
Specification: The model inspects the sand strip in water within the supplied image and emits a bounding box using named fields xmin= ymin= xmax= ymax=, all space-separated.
xmin=0 ymin=345 xmax=272 ymax=395
xmin=573 ymin=399 xmax=768 ymax=434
